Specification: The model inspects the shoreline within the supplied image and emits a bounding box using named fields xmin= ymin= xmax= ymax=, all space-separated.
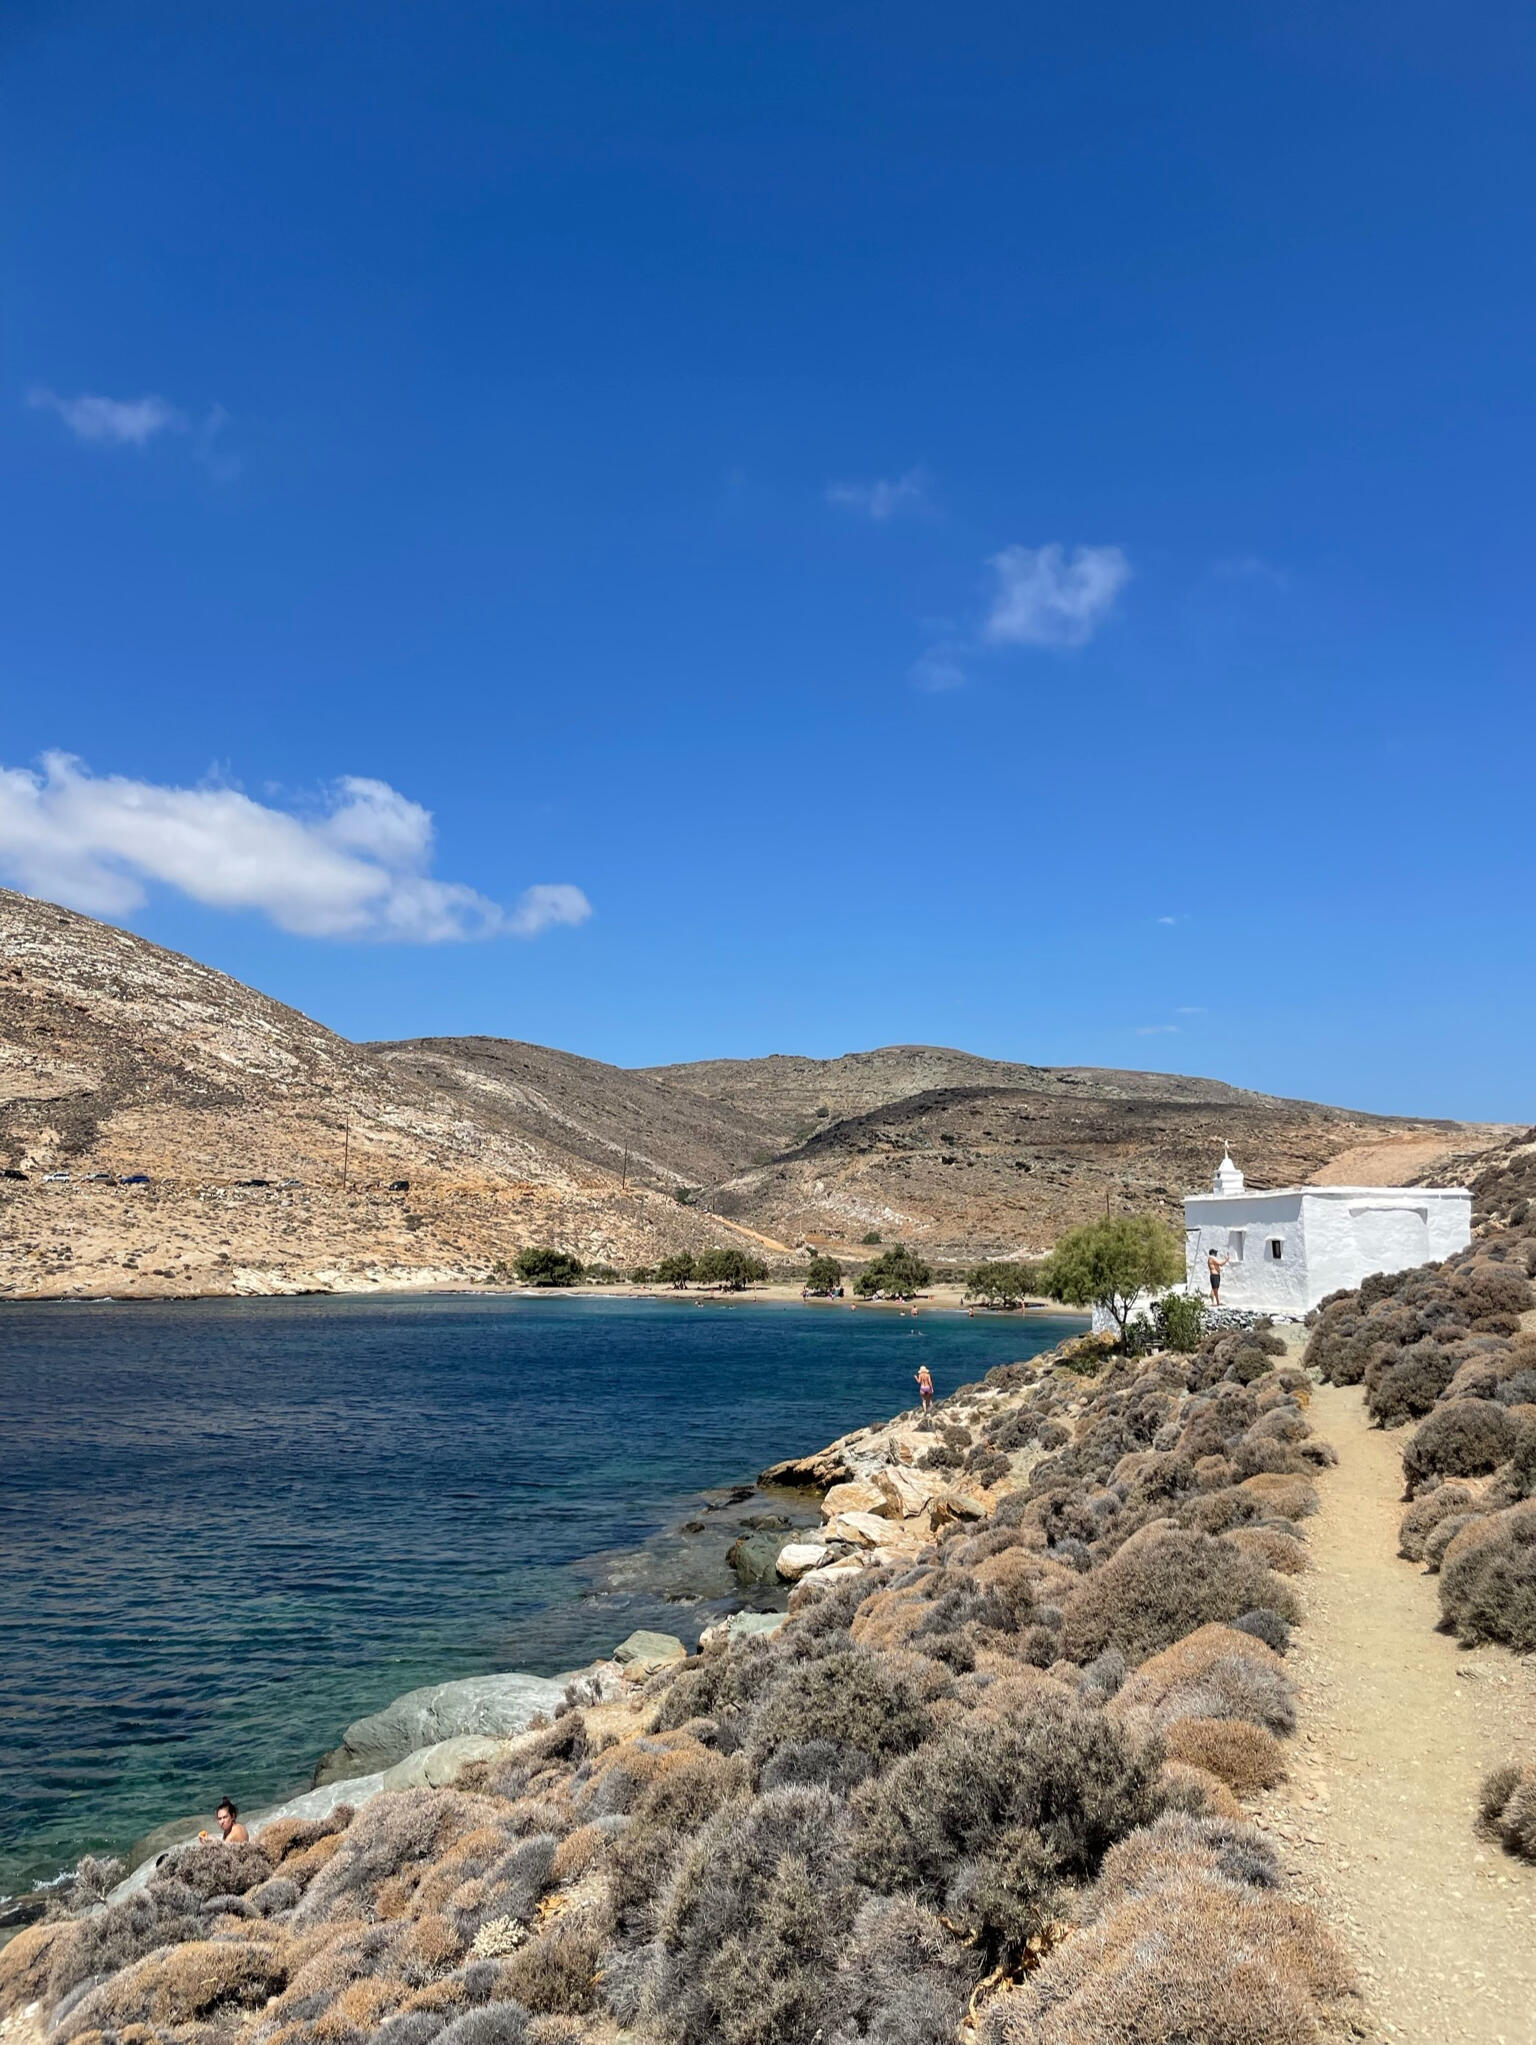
xmin=0 ymin=1278 xmax=1065 ymax=1314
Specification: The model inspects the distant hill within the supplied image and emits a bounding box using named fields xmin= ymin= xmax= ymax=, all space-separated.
xmin=0 ymin=887 xmax=1508 ymax=1297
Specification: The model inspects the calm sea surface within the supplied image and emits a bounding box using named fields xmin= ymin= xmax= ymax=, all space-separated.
xmin=0 ymin=1292 xmax=1080 ymax=1893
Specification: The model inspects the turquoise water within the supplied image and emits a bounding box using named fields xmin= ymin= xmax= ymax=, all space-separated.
xmin=0 ymin=1292 xmax=1080 ymax=1894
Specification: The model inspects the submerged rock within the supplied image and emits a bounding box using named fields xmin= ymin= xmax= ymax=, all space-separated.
xmin=727 ymin=1529 xmax=788 ymax=1586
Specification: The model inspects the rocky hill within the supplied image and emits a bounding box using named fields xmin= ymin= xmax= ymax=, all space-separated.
xmin=0 ymin=887 xmax=1506 ymax=1297
xmin=0 ymin=891 xmax=745 ymax=1298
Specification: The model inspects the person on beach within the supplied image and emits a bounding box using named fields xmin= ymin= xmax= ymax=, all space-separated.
xmin=199 ymin=1797 xmax=249 ymax=1844
xmin=1207 ymin=1249 xmax=1229 ymax=1307
xmin=915 ymin=1364 xmax=934 ymax=1413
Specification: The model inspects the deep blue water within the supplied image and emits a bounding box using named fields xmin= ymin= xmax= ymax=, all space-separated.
xmin=0 ymin=1292 xmax=1080 ymax=1893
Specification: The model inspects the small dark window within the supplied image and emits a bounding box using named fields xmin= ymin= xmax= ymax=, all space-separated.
xmin=1269 ymin=1238 xmax=1283 ymax=1260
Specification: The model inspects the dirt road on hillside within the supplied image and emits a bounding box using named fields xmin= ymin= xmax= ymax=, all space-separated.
xmin=1260 ymin=1381 xmax=1536 ymax=2044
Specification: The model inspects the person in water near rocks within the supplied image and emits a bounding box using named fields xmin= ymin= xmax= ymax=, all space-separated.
xmin=915 ymin=1364 xmax=934 ymax=1413
xmin=1207 ymin=1248 xmax=1229 ymax=1307
xmin=199 ymin=1797 xmax=248 ymax=1844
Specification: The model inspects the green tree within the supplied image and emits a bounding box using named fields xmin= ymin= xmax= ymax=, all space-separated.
xmin=964 ymin=1259 xmax=1040 ymax=1308
xmin=805 ymin=1253 xmax=843 ymax=1295
xmin=854 ymin=1243 xmax=932 ymax=1299
xmin=694 ymin=1246 xmax=769 ymax=1290
xmin=628 ymin=1265 xmax=655 ymax=1285
xmin=513 ymin=1245 xmax=585 ymax=1287
xmin=1036 ymin=1215 xmax=1184 ymax=1345
xmin=656 ymin=1251 xmax=696 ymax=1288
xmin=860 ymin=1230 xmax=883 ymax=1245
xmin=1152 ymin=1290 xmax=1206 ymax=1353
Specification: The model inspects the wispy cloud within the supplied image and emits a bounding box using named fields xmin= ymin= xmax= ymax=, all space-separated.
xmin=0 ymin=753 xmax=591 ymax=943
xmin=1212 ymin=553 xmax=1290 ymax=591
xmin=1136 ymin=1024 xmax=1180 ymax=1036
xmin=1176 ymin=1005 xmax=1206 ymax=1015
xmin=984 ymin=543 xmax=1131 ymax=648
xmin=29 ymin=387 xmax=240 ymax=478
xmin=909 ymin=646 xmax=966 ymax=693
xmin=29 ymin=388 xmax=185 ymax=447
xmin=826 ymin=466 xmax=930 ymax=521
xmin=1155 ymin=914 xmax=1185 ymax=927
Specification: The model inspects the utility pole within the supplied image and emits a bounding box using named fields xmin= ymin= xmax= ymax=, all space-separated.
xmin=341 ymin=1123 xmax=350 ymax=1193
xmin=621 ymin=1147 xmax=628 ymax=1190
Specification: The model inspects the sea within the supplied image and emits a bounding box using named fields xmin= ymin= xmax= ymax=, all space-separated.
xmin=0 ymin=1292 xmax=1082 ymax=1896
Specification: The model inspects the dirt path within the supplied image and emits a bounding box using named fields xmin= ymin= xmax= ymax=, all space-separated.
xmin=1259 ymin=1381 xmax=1536 ymax=2044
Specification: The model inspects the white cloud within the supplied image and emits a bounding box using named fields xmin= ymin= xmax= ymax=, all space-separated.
xmin=29 ymin=389 xmax=186 ymax=447
xmin=1156 ymin=914 xmax=1181 ymax=926
xmin=826 ymin=466 xmax=929 ymax=521
xmin=1136 ymin=1024 xmax=1180 ymax=1036
xmin=909 ymin=647 xmax=966 ymax=693
xmin=984 ymin=542 xmax=1130 ymax=648
xmin=0 ymin=754 xmax=592 ymax=944
xmin=1176 ymin=1005 xmax=1206 ymax=1015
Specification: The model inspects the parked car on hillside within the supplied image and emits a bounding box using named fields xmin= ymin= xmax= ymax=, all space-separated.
xmin=119 ymin=1174 xmax=151 ymax=1185
xmin=388 ymin=1179 xmax=410 ymax=1191
xmin=43 ymin=1172 xmax=71 ymax=1183
xmin=2 ymin=1168 xmax=27 ymax=1181
xmin=235 ymin=1178 xmax=272 ymax=1187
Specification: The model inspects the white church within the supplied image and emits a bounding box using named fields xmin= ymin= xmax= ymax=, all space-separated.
xmin=1182 ymin=1147 xmax=1472 ymax=1316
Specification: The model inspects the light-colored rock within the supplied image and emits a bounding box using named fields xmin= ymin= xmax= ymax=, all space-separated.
xmin=928 ymin=1489 xmax=987 ymax=1527
xmin=612 ymin=1630 xmax=688 ymax=1675
xmin=699 ymin=1610 xmax=790 ymax=1650
xmin=788 ymin=1557 xmax=867 ymax=1605
xmin=381 ymin=1734 xmax=503 ymax=1790
xmin=316 ymin=1669 xmax=569 ymax=1783
xmin=876 ymin=1466 xmax=943 ymax=1518
xmin=825 ymin=1509 xmax=893 ymax=1548
xmin=822 ymin=1479 xmax=889 ymax=1520
xmin=776 ymin=1541 xmax=832 ymax=1580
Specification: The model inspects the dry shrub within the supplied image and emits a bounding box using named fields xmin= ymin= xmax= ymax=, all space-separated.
xmin=550 ymin=1823 xmax=609 ymax=1882
xmin=0 ymin=1921 xmax=61 ymax=2014
xmin=653 ymin=1784 xmax=858 ymax=2045
xmin=1365 ymin=1344 xmax=1460 ymax=1426
xmin=259 ymin=1807 xmax=355 ymax=1866
xmin=1478 ymin=1763 xmax=1536 ymax=1861
xmin=436 ymin=2005 xmax=531 ymax=2045
xmin=56 ymin=1936 xmax=289 ymax=2037
xmin=296 ymin=1790 xmax=503 ymax=1925
xmin=1163 ymin=1718 xmax=1286 ymax=1797
xmin=1156 ymin=1762 xmax=1243 ymax=1821
xmin=406 ymin=1912 xmax=466 ymax=1969
xmin=43 ymin=1886 xmax=205 ymax=2010
xmin=500 ymin=1916 xmax=602 ymax=2016
xmin=1225 ymin=1525 xmax=1308 ymax=1575
xmin=852 ymin=1687 xmax=1161 ymax=1965
xmin=1397 ymin=1483 xmax=1480 ymax=1562
xmin=1059 ymin=1530 xmax=1299 ymax=1667
xmin=1438 ymin=1500 xmax=1536 ymax=1650
xmin=982 ymin=1871 xmax=1352 ymax=2045
xmin=1403 ymin=1400 xmax=1518 ymax=1493
xmin=1089 ymin=1810 xmax=1282 ymax=1913
xmin=833 ymin=1891 xmax=979 ymax=2045
xmin=526 ymin=2017 xmax=584 ymax=2045
xmin=1237 ymin=1474 xmax=1317 ymax=1521
xmin=747 ymin=1648 xmax=932 ymax=1774
xmin=1423 ymin=1510 xmax=1487 ymax=1573
xmin=1112 ymin=1624 xmax=1294 ymax=1734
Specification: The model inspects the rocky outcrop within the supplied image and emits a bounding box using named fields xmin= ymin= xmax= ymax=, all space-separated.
xmin=314 ymin=1670 xmax=568 ymax=1783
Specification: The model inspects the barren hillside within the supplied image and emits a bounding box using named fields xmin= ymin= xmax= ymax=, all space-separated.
xmin=693 ymin=1073 xmax=1490 ymax=1261
xmin=0 ymin=888 xmax=1508 ymax=1297
xmin=0 ymin=891 xmax=746 ymax=1298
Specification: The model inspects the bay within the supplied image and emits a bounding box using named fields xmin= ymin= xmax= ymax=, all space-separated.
xmin=0 ymin=1291 xmax=1080 ymax=1893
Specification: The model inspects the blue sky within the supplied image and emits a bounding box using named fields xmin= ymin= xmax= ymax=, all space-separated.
xmin=1 ymin=1 xmax=1532 ymax=1120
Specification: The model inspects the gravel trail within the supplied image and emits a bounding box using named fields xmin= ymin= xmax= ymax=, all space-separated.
xmin=1259 ymin=1380 xmax=1536 ymax=2044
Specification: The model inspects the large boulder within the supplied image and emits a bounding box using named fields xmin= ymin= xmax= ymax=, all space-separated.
xmin=314 ymin=1668 xmax=569 ymax=1783
xmin=727 ymin=1529 xmax=789 ymax=1586
xmin=821 ymin=1479 xmax=889 ymax=1520
xmin=825 ymin=1509 xmax=894 ymax=1548
xmin=875 ymin=1466 xmax=944 ymax=1518
xmin=613 ymin=1630 xmax=688 ymax=1676
xmin=776 ymin=1541 xmax=832 ymax=1580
